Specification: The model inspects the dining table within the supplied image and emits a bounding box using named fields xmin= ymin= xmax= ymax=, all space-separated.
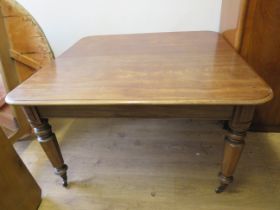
xmin=5 ymin=31 xmax=273 ymax=193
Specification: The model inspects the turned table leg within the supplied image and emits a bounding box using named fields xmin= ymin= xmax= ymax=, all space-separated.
xmin=216 ymin=106 xmax=255 ymax=193
xmin=24 ymin=106 xmax=68 ymax=187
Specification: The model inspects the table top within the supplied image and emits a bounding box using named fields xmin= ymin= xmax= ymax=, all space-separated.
xmin=6 ymin=31 xmax=273 ymax=106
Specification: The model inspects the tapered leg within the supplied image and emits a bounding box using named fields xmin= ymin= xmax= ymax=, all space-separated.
xmin=216 ymin=106 xmax=255 ymax=193
xmin=24 ymin=106 xmax=68 ymax=187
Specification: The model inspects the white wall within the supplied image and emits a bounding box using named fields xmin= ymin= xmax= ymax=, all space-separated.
xmin=17 ymin=0 xmax=222 ymax=56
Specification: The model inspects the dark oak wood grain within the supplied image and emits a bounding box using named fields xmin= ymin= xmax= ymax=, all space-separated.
xmin=6 ymin=32 xmax=272 ymax=106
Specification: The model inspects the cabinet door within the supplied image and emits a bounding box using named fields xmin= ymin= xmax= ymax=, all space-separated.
xmin=0 ymin=129 xmax=41 ymax=210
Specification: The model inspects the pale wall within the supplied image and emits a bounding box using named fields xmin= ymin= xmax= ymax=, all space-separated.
xmin=17 ymin=0 xmax=222 ymax=56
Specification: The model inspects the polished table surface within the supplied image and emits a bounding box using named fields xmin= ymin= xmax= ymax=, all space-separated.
xmin=6 ymin=32 xmax=272 ymax=106
xmin=5 ymin=31 xmax=273 ymax=193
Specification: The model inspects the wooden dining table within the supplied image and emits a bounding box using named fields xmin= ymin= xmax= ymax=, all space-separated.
xmin=5 ymin=31 xmax=273 ymax=193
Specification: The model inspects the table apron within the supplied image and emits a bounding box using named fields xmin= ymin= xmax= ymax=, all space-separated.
xmin=36 ymin=105 xmax=234 ymax=120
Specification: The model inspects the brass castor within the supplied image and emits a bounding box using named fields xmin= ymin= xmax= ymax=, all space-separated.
xmin=215 ymin=173 xmax=233 ymax=193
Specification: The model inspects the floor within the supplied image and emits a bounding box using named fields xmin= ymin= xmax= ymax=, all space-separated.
xmin=15 ymin=118 xmax=280 ymax=210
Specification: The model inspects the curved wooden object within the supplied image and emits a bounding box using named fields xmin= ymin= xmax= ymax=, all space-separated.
xmin=0 ymin=0 xmax=54 ymax=142
xmin=1 ymin=0 xmax=54 ymax=81
xmin=221 ymin=0 xmax=249 ymax=51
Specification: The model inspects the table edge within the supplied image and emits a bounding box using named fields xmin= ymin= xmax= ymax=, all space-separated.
xmin=5 ymin=89 xmax=273 ymax=106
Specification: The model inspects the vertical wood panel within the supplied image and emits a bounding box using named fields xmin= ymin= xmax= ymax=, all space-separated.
xmin=220 ymin=0 xmax=242 ymax=33
xmin=241 ymin=0 xmax=280 ymax=130
xmin=0 ymin=129 xmax=41 ymax=210
xmin=220 ymin=0 xmax=248 ymax=51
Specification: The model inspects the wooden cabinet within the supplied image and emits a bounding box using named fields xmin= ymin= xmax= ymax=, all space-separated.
xmin=221 ymin=0 xmax=280 ymax=131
